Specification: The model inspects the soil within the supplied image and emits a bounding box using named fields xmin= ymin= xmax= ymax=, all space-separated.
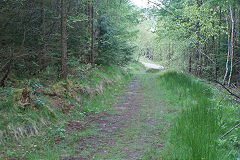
xmin=65 ymin=77 xmax=162 ymax=160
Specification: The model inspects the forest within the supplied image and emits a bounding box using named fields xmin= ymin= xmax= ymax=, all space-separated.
xmin=0 ymin=0 xmax=240 ymax=159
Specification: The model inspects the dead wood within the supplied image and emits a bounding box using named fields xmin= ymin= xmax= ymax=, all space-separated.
xmin=215 ymin=80 xmax=240 ymax=100
xmin=221 ymin=122 xmax=240 ymax=139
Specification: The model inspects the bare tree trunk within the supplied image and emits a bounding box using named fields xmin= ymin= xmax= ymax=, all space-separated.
xmin=199 ymin=48 xmax=202 ymax=77
xmin=41 ymin=1 xmax=47 ymax=70
xmin=212 ymin=21 xmax=215 ymax=80
xmin=216 ymin=7 xmax=222 ymax=81
xmin=196 ymin=0 xmax=202 ymax=76
xmin=168 ymin=43 xmax=171 ymax=60
xmin=61 ymin=0 xmax=68 ymax=79
xmin=90 ymin=0 xmax=94 ymax=64
xmin=238 ymin=9 xmax=240 ymax=68
xmin=203 ymin=42 xmax=208 ymax=77
xmin=0 ymin=59 xmax=13 ymax=87
xmin=21 ymin=25 xmax=26 ymax=47
xmin=228 ymin=6 xmax=235 ymax=86
xmin=21 ymin=10 xmax=34 ymax=47
xmin=87 ymin=0 xmax=95 ymax=64
xmin=223 ymin=10 xmax=231 ymax=85
xmin=189 ymin=56 xmax=192 ymax=73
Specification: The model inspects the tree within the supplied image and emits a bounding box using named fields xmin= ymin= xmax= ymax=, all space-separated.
xmin=88 ymin=0 xmax=95 ymax=64
xmin=151 ymin=0 xmax=240 ymax=86
xmin=0 ymin=0 xmax=139 ymax=87
xmin=61 ymin=0 xmax=67 ymax=79
xmin=40 ymin=0 xmax=47 ymax=70
xmin=95 ymin=0 xmax=139 ymax=65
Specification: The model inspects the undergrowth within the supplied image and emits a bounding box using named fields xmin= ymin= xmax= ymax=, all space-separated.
xmin=0 ymin=64 xmax=131 ymax=159
xmin=157 ymin=72 xmax=240 ymax=159
xmin=141 ymin=71 xmax=239 ymax=160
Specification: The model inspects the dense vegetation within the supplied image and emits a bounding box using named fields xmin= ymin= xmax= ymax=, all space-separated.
xmin=139 ymin=0 xmax=240 ymax=87
xmin=141 ymin=71 xmax=239 ymax=159
xmin=137 ymin=1 xmax=240 ymax=158
xmin=0 ymin=0 xmax=138 ymax=85
xmin=0 ymin=0 xmax=137 ymax=158
xmin=0 ymin=0 xmax=239 ymax=159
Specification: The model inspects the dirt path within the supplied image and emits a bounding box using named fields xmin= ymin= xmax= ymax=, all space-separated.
xmin=141 ymin=62 xmax=164 ymax=70
xmin=66 ymin=75 xmax=164 ymax=160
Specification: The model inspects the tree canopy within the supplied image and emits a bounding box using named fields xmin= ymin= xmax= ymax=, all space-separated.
xmin=0 ymin=0 xmax=139 ymax=86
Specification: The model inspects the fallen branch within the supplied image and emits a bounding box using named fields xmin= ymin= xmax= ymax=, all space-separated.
xmin=221 ymin=122 xmax=240 ymax=139
xmin=215 ymin=80 xmax=240 ymax=100
xmin=194 ymin=47 xmax=216 ymax=64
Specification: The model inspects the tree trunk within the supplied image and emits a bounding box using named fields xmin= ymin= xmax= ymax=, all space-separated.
xmin=41 ymin=1 xmax=47 ymax=70
xmin=61 ymin=0 xmax=68 ymax=79
xmin=199 ymin=46 xmax=202 ymax=77
xmin=203 ymin=42 xmax=207 ymax=75
xmin=189 ymin=56 xmax=192 ymax=73
xmin=88 ymin=0 xmax=95 ymax=64
xmin=0 ymin=60 xmax=12 ymax=87
xmin=216 ymin=7 xmax=222 ymax=81
xmin=223 ymin=10 xmax=231 ymax=85
xmin=90 ymin=0 xmax=94 ymax=64
xmin=228 ymin=6 xmax=235 ymax=86
xmin=168 ymin=43 xmax=171 ymax=61
xmin=238 ymin=9 xmax=240 ymax=68
xmin=212 ymin=21 xmax=215 ymax=80
xmin=196 ymin=0 xmax=202 ymax=76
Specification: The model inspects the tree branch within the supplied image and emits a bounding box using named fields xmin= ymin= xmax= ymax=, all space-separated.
xmin=221 ymin=123 xmax=240 ymax=139
xmin=194 ymin=47 xmax=216 ymax=64
xmin=215 ymin=80 xmax=240 ymax=100
xmin=148 ymin=0 xmax=183 ymax=21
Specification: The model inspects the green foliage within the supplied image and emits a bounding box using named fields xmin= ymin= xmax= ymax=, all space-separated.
xmin=0 ymin=0 xmax=139 ymax=82
xmin=155 ymin=72 xmax=239 ymax=159
xmin=96 ymin=16 xmax=134 ymax=65
xmin=47 ymin=126 xmax=66 ymax=139
xmin=153 ymin=0 xmax=240 ymax=83
xmin=96 ymin=1 xmax=139 ymax=66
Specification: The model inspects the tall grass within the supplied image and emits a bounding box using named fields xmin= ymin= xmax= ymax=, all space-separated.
xmin=0 ymin=65 xmax=130 ymax=159
xmin=157 ymin=72 xmax=235 ymax=159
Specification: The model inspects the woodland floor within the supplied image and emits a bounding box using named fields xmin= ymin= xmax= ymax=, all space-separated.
xmin=65 ymin=68 xmax=167 ymax=160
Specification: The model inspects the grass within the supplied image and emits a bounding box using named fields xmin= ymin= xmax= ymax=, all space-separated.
xmin=0 ymin=65 xmax=131 ymax=159
xmin=160 ymin=72 xmax=221 ymax=159
xmin=1 ymin=62 xmax=239 ymax=159
xmin=141 ymin=71 xmax=240 ymax=160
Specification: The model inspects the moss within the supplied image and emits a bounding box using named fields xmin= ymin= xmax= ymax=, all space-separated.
xmin=11 ymin=89 xmax=24 ymax=102
xmin=52 ymin=82 xmax=67 ymax=97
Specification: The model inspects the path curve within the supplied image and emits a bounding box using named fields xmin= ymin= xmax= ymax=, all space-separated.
xmin=141 ymin=62 xmax=164 ymax=70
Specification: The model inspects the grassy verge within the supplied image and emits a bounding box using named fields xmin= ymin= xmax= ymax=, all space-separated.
xmin=0 ymin=65 xmax=132 ymax=159
xmin=141 ymin=71 xmax=239 ymax=160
